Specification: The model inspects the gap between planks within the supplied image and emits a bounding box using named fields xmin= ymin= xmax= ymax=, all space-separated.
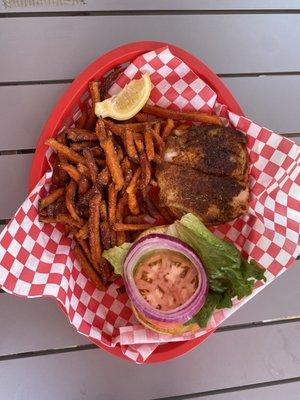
xmin=2 ymin=9 xmax=300 ymax=19
xmin=0 ymin=316 xmax=299 ymax=361
xmin=2 ymin=71 xmax=300 ymax=87
xmin=152 ymin=376 xmax=300 ymax=400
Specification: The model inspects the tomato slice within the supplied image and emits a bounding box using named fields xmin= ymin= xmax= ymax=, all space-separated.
xmin=134 ymin=250 xmax=199 ymax=311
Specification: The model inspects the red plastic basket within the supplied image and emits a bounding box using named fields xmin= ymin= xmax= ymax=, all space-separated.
xmin=29 ymin=41 xmax=244 ymax=363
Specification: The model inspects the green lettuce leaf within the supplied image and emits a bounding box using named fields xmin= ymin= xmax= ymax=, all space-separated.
xmin=177 ymin=214 xmax=266 ymax=325
xmin=102 ymin=243 xmax=131 ymax=276
xmin=188 ymin=292 xmax=221 ymax=328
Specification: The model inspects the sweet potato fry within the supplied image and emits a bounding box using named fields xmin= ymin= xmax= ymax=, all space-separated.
xmin=128 ymin=193 xmax=140 ymax=216
xmin=97 ymin=167 xmax=110 ymax=186
xmin=89 ymin=81 xmax=101 ymax=103
xmin=103 ymin=119 xmax=158 ymax=136
xmin=65 ymin=180 xmax=85 ymax=225
xmin=175 ymin=123 xmax=190 ymax=131
xmin=75 ymin=107 xmax=88 ymax=129
xmin=100 ymin=222 xmax=111 ymax=250
xmin=52 ymin=158 xmax=69 ymax=187
xmin=134 ymin=139 xmax=151 ymax=190
xmin=134 ymin=112 xmax=158 ymax=122
xmin=115 ymin=193 xmax=128 ymax=245
xmin=116 ymin=231 xmax=126 ymax=246
xmin=121 ymin=157 xmax=133 ymax=190
xmin=66 ymin=128 xmax=98 ymax=142
xmin=53 ymin=131 xmax=70 ymax=185
xmin=144 ymin=128 xmax=155 ymax=162
xmin=60 ymin=164 xmax=81 ymax=182
xmin=113 ymin=223 xmax=156 ymax=231
xmin=95 ymin=159 xmax=107 ymax=168
xmin=89 ymin=193 xmax=102 ymax=265
xmin=126 ymin=168 xmax=141 ymax=195
xmin=161 ymin=118 xmax=175 ymax=141
xmin=95 ymin=118 xmax=108 ymax=141
xmin=143 ymin=196 xmax=162 ymax=220
xmin=123 ymin=128 xmax=138 ymax=162
xmin=85 ymin=105 xmax=97 ymax=131
xmin=125 ymin=214 xmax=156 ymax=224
xmin=100 ymin=198 xmax=108 ymax=222
xmin=80 ymin=242 xmax=109 ymax=283
xmin=134 ymin=113 xmax=149 ymax=122
xmin=157 ymin=206 xmax=174 ymax=224
xmin=117 ymin=145 xmax=124 ymax=161
xmin=75 ymin=238 xmax=105 ymax=276
xmin=78 ymin=176 xmax=90 ymax=195
xmin=99 ymin=65 xmax=123 ymax=100
xmin=73 ymin=244 xmax=105 ymax=291
xmin=108 ymin=183 xmax=117 ymax=225
xmin=71 ymin=141 xmax=96 ymax=151
xmin=39 ymin=188 xmax=64 ymax=211
xmin=56 ymin=130 xmax=67 ymax=145
xmin=39 ymin=214 xmax=83 ymax=229
xmin=143 ymin=104 xmax=222 ymax=125
xmin=109 ymin=230 xmax=117 ymax=247
xmin=77 ymin=163 xmax=91 ymax=178
xmin=94 ymin=257 xmax=111 ymax=284
xmin=83 ymin=148 xmax=98 ymax=184
xmin=97 ymin=132 xmax=124 ymax=191
xmin=40 ymin=197 xmax=66 ymax=219
xmin=90 ymin=147 xmax=103 ymax=158
xmin=77 ymin=186 xmax=99 ymax=208
xmin=77 ymin=237 xmax=111 ymax=284
xmin=75 ymin=223 xmax=89 ymax=240
xmin=76 ymin=237 xmax=92 ymax=260
xmin=152 ymin=123 xmax=165 ymax=157
xmin=46 ymin=138 xmax=86 ymax=165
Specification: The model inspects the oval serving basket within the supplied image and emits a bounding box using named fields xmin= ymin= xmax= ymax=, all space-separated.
xmin=29 ymin=41 xmax=244 ymax=363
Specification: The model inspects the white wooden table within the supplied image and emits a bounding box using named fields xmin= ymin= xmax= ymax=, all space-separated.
xmin=0 ymin=2 xmax=299 ymax=399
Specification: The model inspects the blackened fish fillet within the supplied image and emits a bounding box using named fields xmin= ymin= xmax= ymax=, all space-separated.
xmin=157 ymin=125 xmax=249 ymax=225
xmin=164 ymin=125 xmax=248 ymax=182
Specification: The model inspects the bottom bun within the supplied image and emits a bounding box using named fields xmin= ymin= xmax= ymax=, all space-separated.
xmin=132 ymin=304 xmax=199 ymax=335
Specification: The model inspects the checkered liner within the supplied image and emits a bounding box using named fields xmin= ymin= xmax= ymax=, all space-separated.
xmin=0 ymin=47 xmax=299 ymax=363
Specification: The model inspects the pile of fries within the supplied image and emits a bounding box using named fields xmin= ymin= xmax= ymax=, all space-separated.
xmin=38 ymin=78 xmax=221 ymax=290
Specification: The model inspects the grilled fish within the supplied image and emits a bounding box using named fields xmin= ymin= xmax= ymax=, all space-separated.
xmin=157 ymin=125 xmax=249 ymax=225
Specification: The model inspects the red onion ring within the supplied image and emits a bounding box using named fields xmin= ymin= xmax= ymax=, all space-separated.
xmin=123 ymin=234 xmax=208 ymax=324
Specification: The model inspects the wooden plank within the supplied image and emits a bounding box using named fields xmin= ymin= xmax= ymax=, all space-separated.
xmin=1 ymin=76 xmax=300 ymax=151
xmin=1 ymin=0 xmax=300 ymax=12
xmin=0 ymin=296 xmax=88 ymax=356
xmin=196 ymin=381 xmax=300 ymax=400
xmin=0 ymin=261 xmax=298 ymax=356
xmin=223 ymin=76 xmax=300 ymax=134
xmin=0 ymin=154 xmax=32 ymax=219
xmin=0 ymin=322 xmax=299 ymax=399
xmin=1 ymin=15 xmax=300 ymax=82
xmin=0 ymin=84 xmax=67 ymax=150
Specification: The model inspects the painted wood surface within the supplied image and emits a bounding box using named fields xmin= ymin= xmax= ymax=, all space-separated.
xmin=1 ymin=14 xmax=300 ymax=83
xmin=0 ymin=6 xmax=299 ymax=400
xmin=1 ymin=0 xmax=300 ymax=12
xmin=0 ymin=322 xmax=299 ymax=400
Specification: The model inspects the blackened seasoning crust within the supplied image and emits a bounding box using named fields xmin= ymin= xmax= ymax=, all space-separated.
xmin=157 ymin=124 xmax=249 ymax=225
xmin=164 ymin=125 xmax=248 ymax=182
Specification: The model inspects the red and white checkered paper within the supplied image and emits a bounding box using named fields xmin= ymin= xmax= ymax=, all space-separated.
xmin=0 ymin=47 xmax=299 ymax=363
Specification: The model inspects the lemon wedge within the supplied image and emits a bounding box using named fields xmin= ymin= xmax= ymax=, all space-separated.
xmin=95 ymin=74 xmax=152 ymax=121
